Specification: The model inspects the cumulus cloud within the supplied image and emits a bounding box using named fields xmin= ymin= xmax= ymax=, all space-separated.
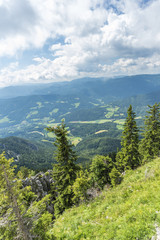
xmin=0 ymin=0 xmax=160 ymax=86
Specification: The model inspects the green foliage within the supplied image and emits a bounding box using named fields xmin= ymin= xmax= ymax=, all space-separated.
xmin=109 ymin=167 xmax=121 ymax=187
xmin=72 ymin=170 xmax=90 ymax=204
xmin=0 ymin=152 xmax=33 ymax=239
xmin=17 ymin=166 xmax=35 ymax=179
xmin=68 ymin=121 xmax=121 ymax=138
xmin=32 ymin=212 xmax=54 ymax=240
xmin=140 ymin=103 xmax=160 ymax=162
xmin=47 ymin=121 xmax=79 ymax=217
xmin=0 ymin=153 xmax=54 ymax=240
xmin=0 ymin=136 xmax=56 ymax=172
xmin=116 ymin=105 xmax=140 ymax=171
xmin=27 ymin=195 xmax=54 ymax=240
xmin=90 ymin=155 xmax=113 ymax=189
xmin=76 ymin=136 xmax=121 ymax=163
xmin=51 ymin=157 xmax=160 ymax=239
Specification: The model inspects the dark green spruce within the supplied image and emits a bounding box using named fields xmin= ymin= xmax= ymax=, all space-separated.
xmin=140 ymin=103 xmax=160 ymax=161
xmin=47 ymin=121 xmax=79 ymax=217
xmin=116 ymin=105 xmax=140 ymax=171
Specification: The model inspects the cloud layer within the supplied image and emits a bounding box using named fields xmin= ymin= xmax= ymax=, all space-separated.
xmin=0 ymin=0 xmax=160 ymax=87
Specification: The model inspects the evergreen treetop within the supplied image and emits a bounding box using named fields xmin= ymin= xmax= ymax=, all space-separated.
xmin=47 ymin=121 xmax=79 ymax=217
xmin=116 ymin=105 xmax=140 ymax=171
xmin=140 ymin=103 xmax=160 ymax=161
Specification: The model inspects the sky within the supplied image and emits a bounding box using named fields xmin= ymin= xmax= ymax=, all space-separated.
xmin=0 ymin=0 xmax=160 ymax=87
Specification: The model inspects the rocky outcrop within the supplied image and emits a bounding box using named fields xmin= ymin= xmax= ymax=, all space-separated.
xmin=23 ymin=170 xmax=54 ymax=198
xmin=22 ymin=170 xmax=54 ymax=214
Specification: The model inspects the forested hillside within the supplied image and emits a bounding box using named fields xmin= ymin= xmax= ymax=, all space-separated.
xmin=1 ymin=75 xmax=160 ymax=170
xmin=1 ymin=102 xmax=160 ymax=239
xmin=0 ymin=136 xmax=55 ymax=171
xmin=1 ymin=0 xmax=160 ymax=237
xmin=1 ymin=74 xmax=160 ymax=141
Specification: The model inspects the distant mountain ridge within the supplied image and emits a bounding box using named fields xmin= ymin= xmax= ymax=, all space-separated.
xmin=1 ymin=74 xmax=160 ymax=100
xmin=0 ymin=74 xmax=160 ymax=139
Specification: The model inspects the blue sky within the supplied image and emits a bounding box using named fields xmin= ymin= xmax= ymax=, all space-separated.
xmin=0 ymin=0 xmax=159 ymax=87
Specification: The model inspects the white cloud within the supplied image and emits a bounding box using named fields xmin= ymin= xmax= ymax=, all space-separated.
xmin=99 ymin=54 xmax=160 ymax=76
xmin=0 ymin=0 xmax=160 ymax=86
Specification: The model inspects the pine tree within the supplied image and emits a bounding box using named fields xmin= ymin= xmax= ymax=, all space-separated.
xmin=47 ymin=121 xmax=79 ymax=217
xmin=116 ymin=105 xmax=140 ymax=171
xmin=140 ymin=103 xmax=160 ymax=161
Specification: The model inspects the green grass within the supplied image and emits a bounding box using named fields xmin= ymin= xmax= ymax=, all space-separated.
xmin=0 ymin=116 xmax=10 ymax=124
xmin=105 ymin=112 xmax=114 ymax=118
xmin=73 ymin=103 xmax=80 ymax=108
xmin=48 ymin=119 xmax=55 ymax=122
xmin=51 ymin=158 xmax=160 ymax=239
xmin=30 ymin=102 xmax=43 ymax=110
xmin=114 ymin=119 xmax=125 ymax=131
xmin=89 ymin=102 xmax=99 ymax=106
xmin=60 ymin=112 xmax=71 ymax=117
xmin=47 ymin=132 xmax=55 ymax=138
xmin=70 ymin=119 xmax=112 ymax=124
xmin=114 ymin=119 xmax=125 ymax=124
xmin=43 ymin=117 xmax=50 ymax=122
xmin=70 ymin=136 xmax=82 ymax=146
xmin=49 ymin=108 xmax=59 ymax=115
xmin=36 ymin=102 xmax=43 ymax=108
xmin=56 ymin=101 xmax=67 ymax=103
xmin=116 ymin=124 xmax=124 ymax=130
xmin=106 ymin=106 xmax=120 ymax=112
xmin=97 ymin=99 xmax=105 ymax=105
xmin=26 ymin=111 xmax=38 ymax=119
xmin=135 ymin=116 xmax=143 ymax=119
xmin=29 ymin=131 xmax=44 ymax=136
xmin=41 ymin=139 xmax=53 ymax=144
xmin=32 ymin=118 xmax=40 ymax=122
xmin=95 ymin=130 xmax=108 ymax=134
xmin=105 ymin=106 xmax=120 ymax=118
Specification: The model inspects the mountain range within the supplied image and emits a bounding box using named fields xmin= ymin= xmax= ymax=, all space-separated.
xmin=1 ymin=74 xmax=160 ymax=169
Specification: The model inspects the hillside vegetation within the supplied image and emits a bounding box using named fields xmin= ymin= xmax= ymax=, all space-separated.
xmin=0 ymin=136 xmax=55 ymax=171
xmin=1 ymin=74 xmax=160 ymax=142
xmin=51 ymin=157 xmax=160 ymax=239
xmin=2 ymin=75 xmax=160 ymax=238
xmin=1 ymin=102 xmax=160 ymax=239
xmin=1 ymin=75 xmax=160 ymax=170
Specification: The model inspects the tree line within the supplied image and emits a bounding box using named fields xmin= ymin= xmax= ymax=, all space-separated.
xmin=0 ymin=103 xmax=160 ymax=239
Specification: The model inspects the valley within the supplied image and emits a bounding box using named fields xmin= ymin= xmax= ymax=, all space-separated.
xmin=1 ymin=74 xmax=160 ymax=170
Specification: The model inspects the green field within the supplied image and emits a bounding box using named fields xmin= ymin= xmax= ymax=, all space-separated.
xmin=49 ymin=108 xmax=59 ymax=115
xmin=70 ymin=119 xmax=113 ymax=124
xmin=0 ymin=116 xmax=10 ymax=124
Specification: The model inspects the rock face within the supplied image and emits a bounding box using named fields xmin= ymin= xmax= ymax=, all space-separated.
xmin=23 ymin=170 xmax=54 ymax=198
xmin=22 ymin=170 xmax=54 ymax=214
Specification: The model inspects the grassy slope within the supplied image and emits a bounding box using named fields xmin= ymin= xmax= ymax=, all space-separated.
xmin=51 ymin=158 xmax=160 ymax=239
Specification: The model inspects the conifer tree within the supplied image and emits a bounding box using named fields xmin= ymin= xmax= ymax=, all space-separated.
xmin=116 ymin=105 xmax=140 ymax=171
xmin=140 ymin=103 xmax=160 ymax=161
xmin=47 ymin=121 xmax=79 ymax=217
xmin=0 ymin=153 xmax=32 ymax=240
xmin=0 ymin=153 xmax=54 ymax=240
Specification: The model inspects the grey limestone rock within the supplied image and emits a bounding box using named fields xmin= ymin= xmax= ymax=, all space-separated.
xmin=23 ymin=170 xmax=54 ymax=199
xmin=22 ymin=170 xmax=55 ymax=214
